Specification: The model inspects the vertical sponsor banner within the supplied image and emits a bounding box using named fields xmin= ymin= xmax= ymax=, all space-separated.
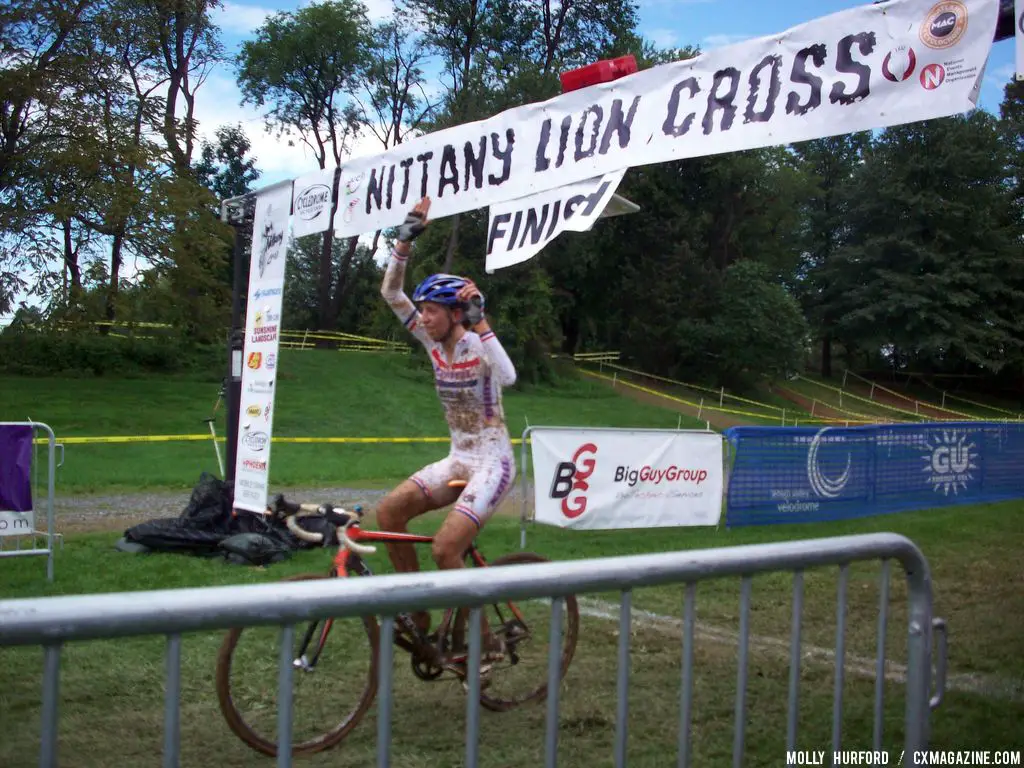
xmin=291 ymin=167 xmax=337 ymax=238
xmin=233 ymin=184 xmax=292 ymax=514
xmin=530 ymin=428 xmax=723 ymax=530
xmin=485 ymin=169 xmax=627 ymax=273
xmin=1017 ymin=0 xmax=1024 ymax=80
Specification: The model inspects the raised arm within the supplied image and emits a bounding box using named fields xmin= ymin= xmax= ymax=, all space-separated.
xmin=380 ymin=199 xmax=431 ymax=346
xmin=476 ymin=320 xmax=517 ymax=387
xmin=457 ymin=279 xmax=517 ymax=387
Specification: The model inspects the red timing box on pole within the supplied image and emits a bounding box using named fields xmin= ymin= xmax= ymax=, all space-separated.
xmin=559 ymin=55 xmax=639 ymax=93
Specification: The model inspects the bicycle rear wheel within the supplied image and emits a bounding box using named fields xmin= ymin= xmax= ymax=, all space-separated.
xmin=456 ymin=551 xmax=580 ymax=712
xmin=215 ymin=572 xmax=380 ymax=757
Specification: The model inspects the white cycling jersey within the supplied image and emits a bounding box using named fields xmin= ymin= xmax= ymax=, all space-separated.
xmin=380 ymin=247 xmax=517 ymax=527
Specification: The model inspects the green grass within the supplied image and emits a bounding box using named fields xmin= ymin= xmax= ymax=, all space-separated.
xmin=1 ymin=350 xmax=703 ymax=493
xmin=580 ymin=364 xmax=809 ymax=428
xmin=1 ymin=502 xmax=1022 ymax=767
xmin=1 ymin=350 xmax=1022 ymax=766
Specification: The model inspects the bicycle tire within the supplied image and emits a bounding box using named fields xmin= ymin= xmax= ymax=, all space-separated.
xmin=462 ymin=551 xmax=580 ymax=713
xmin=215 ymin=572 xmax=380 ymax=757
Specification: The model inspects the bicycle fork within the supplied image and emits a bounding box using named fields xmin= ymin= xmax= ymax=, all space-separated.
xmin=293 ymin=619 xmax=333 ymax=672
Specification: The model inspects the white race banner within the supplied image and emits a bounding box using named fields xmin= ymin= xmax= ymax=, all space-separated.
xmin=291 ymin=167 xmax=337 ymax=238
xmin=530 ymin=428 xmax=724 ymax=530
xmin=1016 ymin=0 xmax=1024 ymax=79
xmin=0 ymin=510 xmax=34 ymax=537
xmin=333 ymin=0 xmax=997 ymax=239
xmin=485 ymin=169 xmax=626 ymax=272
xmin=233 ymin=183 xmax=292 ymax=514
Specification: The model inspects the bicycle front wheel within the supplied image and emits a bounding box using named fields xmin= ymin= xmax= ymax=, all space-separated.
xmin=215 ymin=572 xmax=380 ymax=757
xmin=457 ymin=551 xmax=580 ymax=712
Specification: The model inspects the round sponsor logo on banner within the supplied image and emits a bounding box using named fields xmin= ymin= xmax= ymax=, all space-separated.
xmin=882 ymin=46 xmax=917 ymax=82
xmin=806 ymin=428 xmax=852 ymax=499
xmin=919 ymin=63 xmax=946 ymax=90
xmin=243 ymin=431 xmax=270 ymax=451
xmin=295 ymin=183 xmax=332 ymax=221
xmin=919 ymin=1 xmax=967 ymax=50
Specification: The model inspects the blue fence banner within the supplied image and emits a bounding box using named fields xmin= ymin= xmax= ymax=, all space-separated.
xmin=722 ymin=421 xmax=1024 ymax=526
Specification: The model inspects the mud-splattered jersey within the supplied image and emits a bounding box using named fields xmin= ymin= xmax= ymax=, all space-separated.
xmin=380 ymin=247 xmax=517 ymax=459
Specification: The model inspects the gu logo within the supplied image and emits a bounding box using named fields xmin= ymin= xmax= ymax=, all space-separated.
xmin=922 ymin=430 xmax=977 ymax=495
xmin=549 ymin=443 xmax=598 ymax=518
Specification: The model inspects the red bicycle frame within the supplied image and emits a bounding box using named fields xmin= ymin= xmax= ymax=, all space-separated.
xmin=331 ymin=525 xmax=489 ymax=576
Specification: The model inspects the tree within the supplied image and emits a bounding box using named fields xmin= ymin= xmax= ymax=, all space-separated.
xmin=352 ymin=12 xmax=436 ymax=257
xmin=193 ymin=123 xmax=261 ymax=206
xmin=143 ymin=0 xmax=223 ymax=173
xmin=0 ymin=0 xmax=98 ymax=196
xmin=998 ymin=78 xmax=1024 ymax=218
xmin=682 ymin=260 xmax=810 ymax=390
xmin=237 ymin=0 xmax=373 ymax=330
xmin=356 ymin=14 xmax=436 ymax=153
xmin=68 ymin=0 xmax=169 ymax=323
xmin=831 ymin=113 xmax=1024 ymax=374
xmin=790 ymin=133 xmax=870 ymax=377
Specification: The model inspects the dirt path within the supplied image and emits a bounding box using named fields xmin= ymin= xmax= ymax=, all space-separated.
xmin=45 ymin=482 xmax=535 ymax=536
xmin=774 ymin=387 xmax=855 ymax=423
xmin=846 ymin=382 xmax=960 ymax=421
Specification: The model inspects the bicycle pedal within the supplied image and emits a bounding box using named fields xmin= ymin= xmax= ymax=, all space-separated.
xmin=456 ymin=665 xmax=494 ymax=692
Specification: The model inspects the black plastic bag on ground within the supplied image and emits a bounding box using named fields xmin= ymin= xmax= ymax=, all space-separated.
xmin=219 ymin=532 xmax=293 ymax=566
xmin=120 ymin=471 xmax=238 ymax=556
xmin=121 ymin=517 xmax=227 ymax=556
xmin=179 ymin=471 xmax=232 ymax=529
xmin=118 ymin=471 xmax=336 ymax=564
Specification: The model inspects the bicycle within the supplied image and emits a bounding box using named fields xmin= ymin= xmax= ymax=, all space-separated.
xmin=215 ymin=491 xmax=580 ymax=758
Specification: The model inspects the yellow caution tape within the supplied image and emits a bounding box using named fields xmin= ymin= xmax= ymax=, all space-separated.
xmin=39 ymin=434 xmax=212 ymax=444
xmin=795 ymin=375 xmax=934 ymax=421
xmin=582 ymin=370 xmax=759 ymax=421
xmin=588 ymin=361 xmax=787 ymax=413
xmin=31 ymin=435 xmax=534 ymax=445
xmin=939 ymin=392 xmax=1022 ymax=418
xmin=842 ymin=369 xmax=977 ymax=419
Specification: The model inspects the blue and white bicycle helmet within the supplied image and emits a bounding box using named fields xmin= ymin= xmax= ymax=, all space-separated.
xmin=411 ymin=273 xmax=467 ymax=307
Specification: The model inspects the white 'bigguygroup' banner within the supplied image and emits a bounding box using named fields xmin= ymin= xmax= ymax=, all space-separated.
xmin=332 ymin=0 xmax=997 ymax=241
xmin=530 ymin=428 xmax=724 ymax=530
xmin=233 ymin=185 xmax=291 ymax=514
xmin=485 ymin=169 xmax=627 ymax=272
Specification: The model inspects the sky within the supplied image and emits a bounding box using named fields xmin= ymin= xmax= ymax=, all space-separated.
xmin=2 ymin=0 xmax=1020 ymax=324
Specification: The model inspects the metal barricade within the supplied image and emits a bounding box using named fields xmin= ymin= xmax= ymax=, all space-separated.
xmin=0 ymin=421 xmax=63 ymax=581
xmin=0 ymin=532 xmax=946 ymax=767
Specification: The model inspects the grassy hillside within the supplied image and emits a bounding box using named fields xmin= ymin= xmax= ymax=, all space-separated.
xmin=0 ymin=349 xmax=706 ymax=492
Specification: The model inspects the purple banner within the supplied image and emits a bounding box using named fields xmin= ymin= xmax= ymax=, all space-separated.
xmin=0 ymin=425 xmax=33 ymax=512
